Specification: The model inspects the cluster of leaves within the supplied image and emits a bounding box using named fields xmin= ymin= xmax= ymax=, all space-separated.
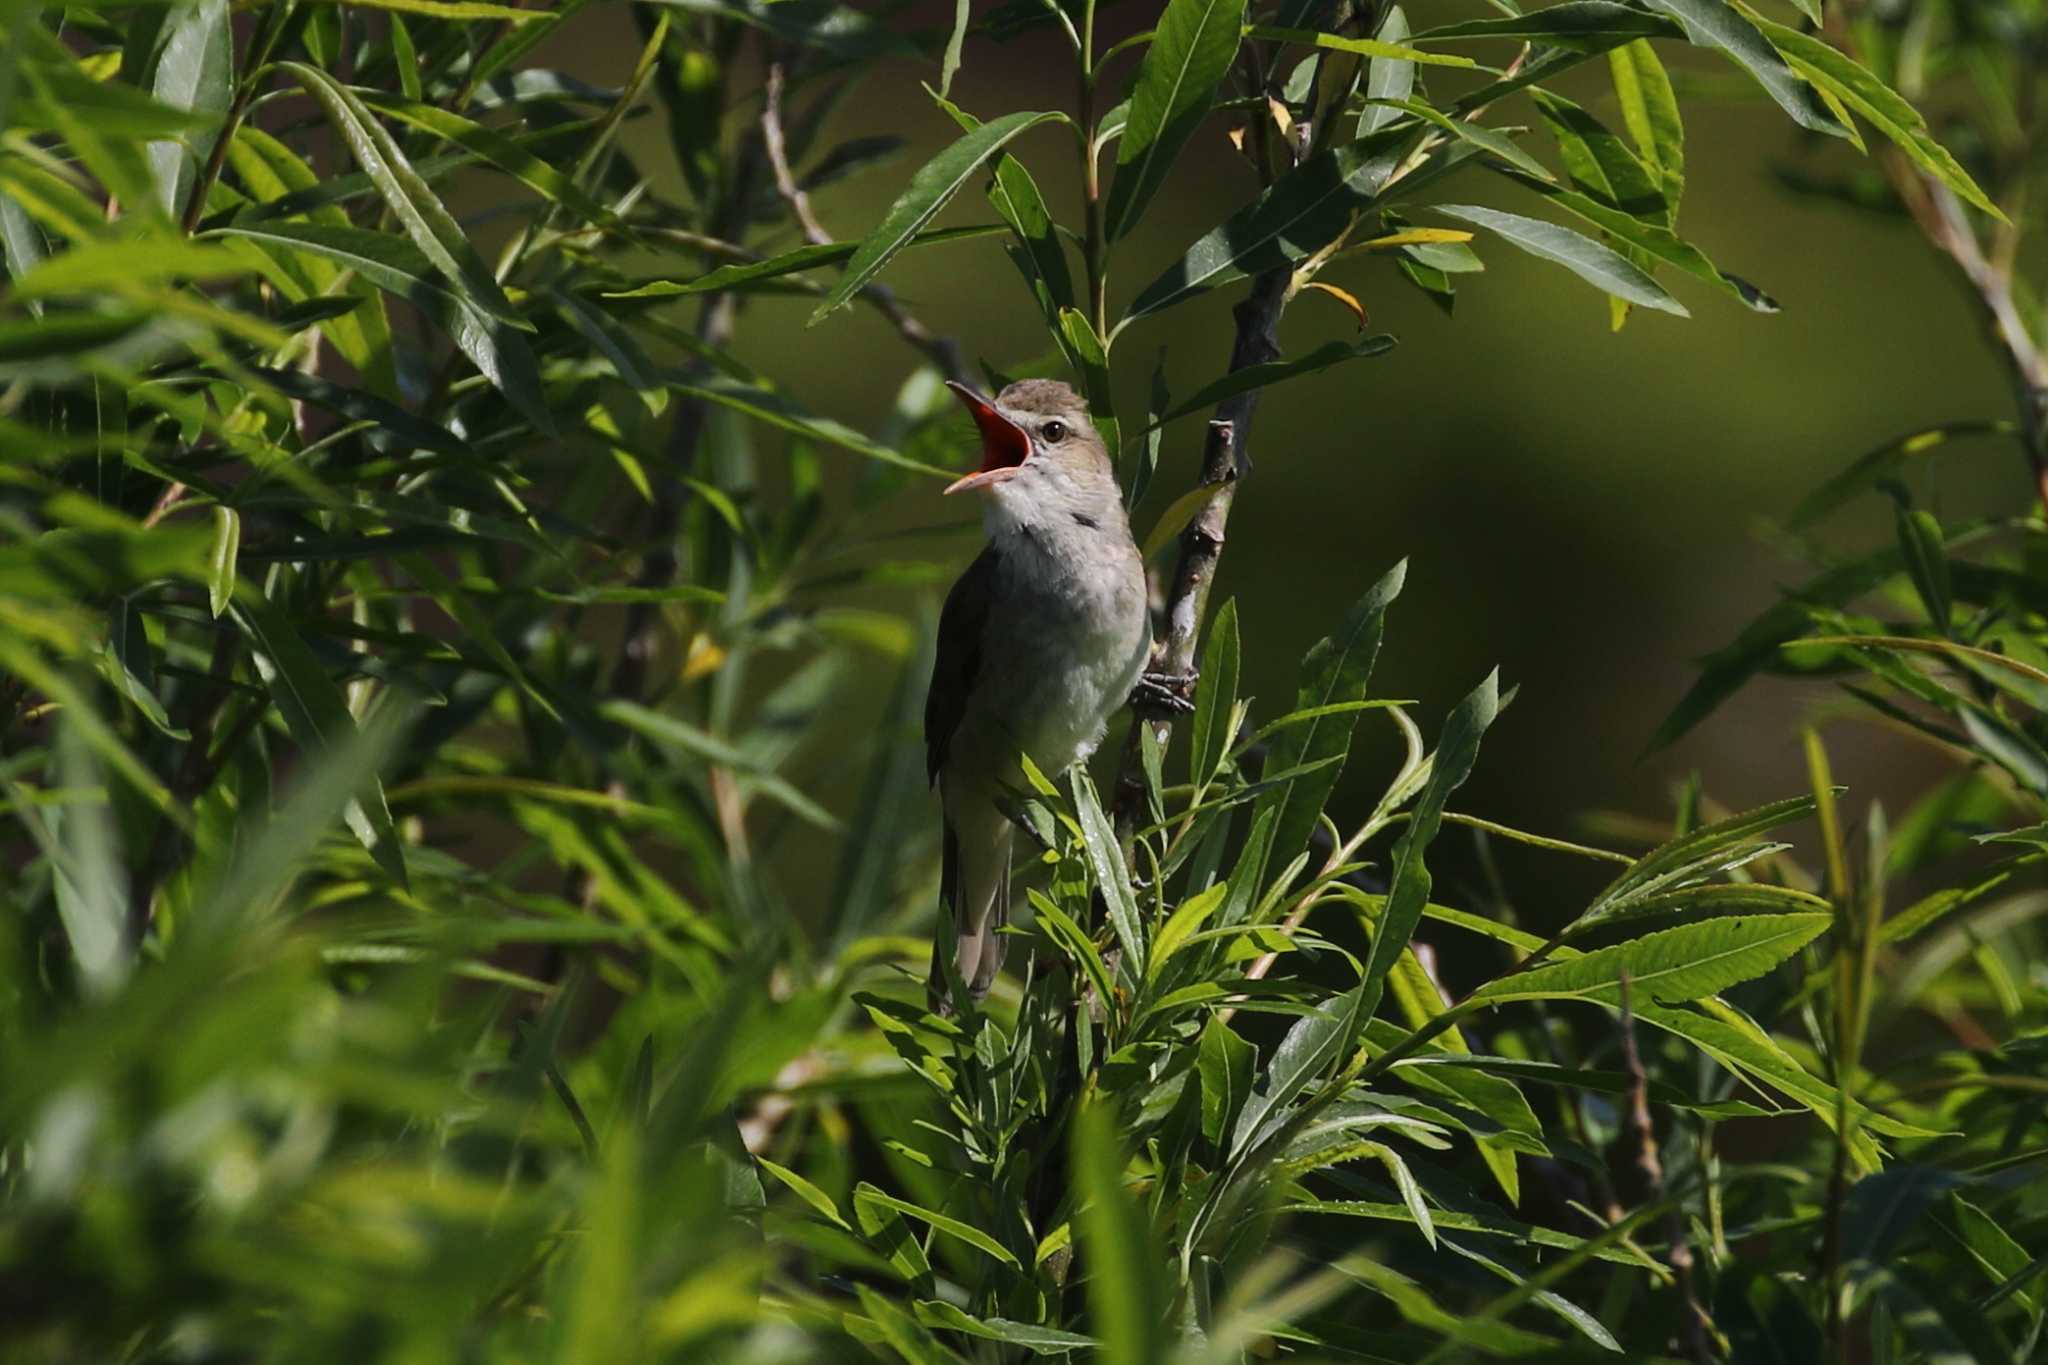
xmin=2 ymin=0 xmax=2042 ymax=1362
xmin=1644 ymin=0 xmax=2048 ymax=1353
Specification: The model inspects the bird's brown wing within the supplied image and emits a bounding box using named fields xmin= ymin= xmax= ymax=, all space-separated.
xmin=925 ymin=545 xmax=1000 ymax=785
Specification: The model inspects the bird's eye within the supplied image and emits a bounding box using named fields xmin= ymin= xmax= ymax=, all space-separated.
xmin=1042 ymin=420 xmax=1067 ymax=443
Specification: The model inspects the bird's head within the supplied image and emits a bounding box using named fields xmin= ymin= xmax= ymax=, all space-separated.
xmin=943 ymin=380 xmax=1118 ymax=513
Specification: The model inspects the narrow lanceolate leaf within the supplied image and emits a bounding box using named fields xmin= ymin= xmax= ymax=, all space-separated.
xmin=148 ymin=0 xmax=231 ymax=217
xmin=1250 ymin=560 xmax=1406 ymax=887
xmin=1434 ymin=204 xmax=1688 ymax=316
xmin=1748 ymin=17 xmax=2001 ymax=219
xmin=1359 ymin=670 xmax=1499 ymax=1024
xmin=607 ymin=225 xmax=1002 ymax=297
xmin=1190 ymin=597 xmax=1240 ymax=788
xmin=1125 ymin=129 xmax=1419 ymax=322
xmin=811 ymin=109 xmax=1064 ymax=323
xmin=1074 ymin=771 xmax=1145 ymax=979
xmin=669 ymin=377 xmax=946 ymax=477
xmin=1228 ymin=984 xmax=1368 ymax=1160
xmin=1608 ymin=40 xmax=1684 ymax=198
xmin=1415 ymin=2 xmax=1678 ymax=48
xmin=1385 ymin=98 xmax=1554 ymax=183
xmin=911 ymin=1302 xmax=1096 ymax=1351
xmin=232 ymin=597 xmax=407 ymax=888
xmin=359 ymin=94 xmax=621 ymax=228
xmin=851 ymin=1185 xmax=1020 ymax=1268
xmin=206 ymin=506 xmax=239 ymax=617
xmin=311 ymin=0 xmax=553 ymax=19
xmin=1640 ymin=0 xmax=1846 ymax=139
xmin=1359 ymin=7 xmax=1416 ymax=137
xmin=1470 ymin=914 xmax=1830 ymax=1006
xmin=1157 ymin=333 xmax=1397 ymax=424
xmin=1587 ymin=794 xmax=1818 ymax=918
xmin=1489 ymin=170 xmax=1776 ymax=310
xmin=1106 ymin=0 xmax=1247 ymax=242
xmin=1075 ymin=1104 xmax=1170 ymax=1365
xmin=1250 ymin=24 xmax=1478 ymax=68
xmin=989 ymin=154 xmax=1075 ymax=331
xmin=1059 ymin=308 xmax=1121 ymax=468
xmin=279 ymin=62 xmax=528 ymax=328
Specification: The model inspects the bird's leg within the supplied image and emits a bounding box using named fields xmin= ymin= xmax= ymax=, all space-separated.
xmin=1130 ymin=666 xmax=1198 ymax=718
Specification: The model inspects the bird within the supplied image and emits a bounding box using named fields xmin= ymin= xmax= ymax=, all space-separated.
xmin=924 ymin=377 xmax=1192 ymax=1010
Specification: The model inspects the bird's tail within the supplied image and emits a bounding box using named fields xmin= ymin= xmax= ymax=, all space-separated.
xmin=927 ymin=815 xmax=1011 ymax=1013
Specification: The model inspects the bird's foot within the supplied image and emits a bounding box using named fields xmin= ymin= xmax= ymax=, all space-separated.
xmin=1130 ymin=667 xmax=1198 ymax=719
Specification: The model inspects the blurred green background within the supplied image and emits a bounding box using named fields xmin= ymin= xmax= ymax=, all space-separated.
xmin=576 ymin=4 xmax=2019 ymax=928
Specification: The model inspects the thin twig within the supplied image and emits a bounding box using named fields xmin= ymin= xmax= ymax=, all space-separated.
xmin=761 ymin=63 xmax=966 ymax=386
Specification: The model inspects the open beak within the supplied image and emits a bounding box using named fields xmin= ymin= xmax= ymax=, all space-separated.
xmin=943 ymin=380 xmax=1031 ymax=495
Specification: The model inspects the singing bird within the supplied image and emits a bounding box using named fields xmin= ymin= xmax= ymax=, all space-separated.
xmin=925 ymin=378 xmax=1191 ymax=1008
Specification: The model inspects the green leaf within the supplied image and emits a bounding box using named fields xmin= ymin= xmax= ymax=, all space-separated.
xmin=1147 ymin=883 xmax=1229 ymax=981
xmin=604 ymin=225 xmax=1003 ymax=297
xmin=1156 ymin=333 xmax=1397 ymax=425
xmin=1125 ymin=129 xmax=1420 ymax=322
xmin=1434 ymin=204 xmax=1688 ymax=315
xmin=310 ymin=0 xmax=553 ymax=19
xmin=1253 ymin=23 xmax=1478 ymax=68
xmin=1057 ymin=307 xmax=1121 ymax=468
xmin=1640 ymin=0 xmax=1846 ymax=138
xmin=1359 ymin=8 xmax=1416 ymax=137
xmin=1032 ymin=890 xmax=1116 ymax=1009
xmin=43 ymin=726 xmax=132 ymax=996
xmin=358 ymin=93 xmax=621 ymax=229
xmin=1749 ymin=16 xmax=2002 ymax=219
xmin=1198 ymin=1014 xmax=1256 ymax=1146
xmin=1074 ymin=1103 xmax=1170 ymax=1365
xmin=1894 ymin=503 xmax=1951 ymax=633
xmin=811 ymin=110 xmax=1065 ymax=324
xmin=1228 ymin=982 xmax=1366 ymax=1159
xmin=1105 ymin=0 xmax=1247 ymax=242
xmin=646 ymin=0 xmax=915 ymax=60
xmin=911 ymin=1301 xmax=1096 ymax=1351
xmin=1473 ymin=914 xmax=1830 ymax=1006
xmin=1790 ymin=420 xmax=2010 ymax=528
xmin=1528 ymin=89 xmax=1665 ymax=219
xmin=1415 ymin=2 xmax=1678 ymax=49
xmin=232 ymin=596 xmax=407 ymax=888
xmin=278 ymin=62 xmax=527 ymax=329
xmin=206 ymin=505 xmax=239 ymax=618
xmin=852 ymin=1184 xmax=1019 ymax=1268
xmin=1251 ymin=560 xmax=1405 ymax=889
xmin=668 ymin=377 xmax=944 ymax=477
xmin=1073 ymin=771 xmax=1144 ymax=979
xmin=1190 ymin=597 xmax=1239 ymax=788
xmin=851 ymin=1183 xmax=935 ymax=1293
xmin=1358 ymin=671 xmax=1499 ymax=1024
xmin=552 ymin=288 xmax=667 ymax=415
xmin=1943 ymin=1194 xmax=2035 ymax=1312
xmin=758 ymin=1156 xmax=849 ymax=1229
xmin=147 ymin=0 xmax=231 ymax=218
xmin=1608 ymin=39 xmax=1684 ymax=198
xmin=1587 ymin=794 xmax=1818 ymax=920
xmin=1382 ymin=97 xmax=1553 ymax=183
xmin=1139 ymin=482 xmax=1225 ymax=561
xmin=214 ymin=220 xmax=543 ymax=426
xmin=1490 ymin=169 xmax=1776 ymax=311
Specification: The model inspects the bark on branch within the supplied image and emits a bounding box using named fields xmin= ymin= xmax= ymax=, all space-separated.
xmin=1112 ymin=268 xmax=1287 ymax=832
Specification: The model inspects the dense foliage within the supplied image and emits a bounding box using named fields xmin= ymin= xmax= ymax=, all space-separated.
xmin=3 ymin=0 xmax=2044 ymax=1362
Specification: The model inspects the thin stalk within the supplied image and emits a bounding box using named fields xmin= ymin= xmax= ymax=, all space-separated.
xmin=1078 ymin=0 xmax=1108 ymax=336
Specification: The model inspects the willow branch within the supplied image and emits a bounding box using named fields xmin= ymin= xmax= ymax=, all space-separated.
xmin=761 ymin=63 xmax=966 ymax=386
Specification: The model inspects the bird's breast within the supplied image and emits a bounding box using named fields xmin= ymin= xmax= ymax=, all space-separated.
xmin=972 ymin=526 xmax=1149 ymax=776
